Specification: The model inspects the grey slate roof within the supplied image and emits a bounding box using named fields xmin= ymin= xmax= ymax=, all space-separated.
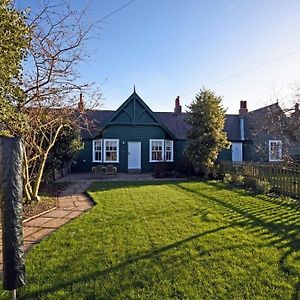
xmin=80 ymin=109 xmax=240 ymax=141
xmin=224 ymin=115 xmax=241 ymax=141
xmin=243 ymin=103 xmax=281 ymax=140
xmin=79 ymin=110 xmax=113 ymax=139
xmin=154 ymin=112 xmax=189 ymax=140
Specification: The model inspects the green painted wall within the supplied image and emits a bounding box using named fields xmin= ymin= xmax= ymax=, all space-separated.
xmin=218 ymin=148 xmax=231 ymax=161
xmin=103 ymin=125 xmax=167 ymax=172
xmin=72 ymin=139 xmax=93 ymax=172
xmin=72 ymin=124 xmax=184 ymax=173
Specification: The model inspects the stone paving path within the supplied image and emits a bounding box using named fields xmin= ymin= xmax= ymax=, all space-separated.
xmin=0 ymin=180 xmax=94 ymax=276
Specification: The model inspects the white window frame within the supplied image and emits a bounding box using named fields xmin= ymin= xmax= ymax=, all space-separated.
xmin=165 ymin=140 xmax=174 ymax=162
xmin=149 ymin=139 xmax=174 ymax=162
xmin=92 ymin=139 xmax=102 ymax=162
xmin=269 ymin=140 xmax=282 ymax=162
xmin=149 ymin=139 xmax=164 ymax=162
xmin=104 ymin=139 xmax=119 ymax=163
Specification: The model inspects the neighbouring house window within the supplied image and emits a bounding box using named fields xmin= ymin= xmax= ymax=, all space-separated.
xmin=150 ymin=139 xmax=164 ymax=162
xmin=149 ymin=139 xmax=174 ymax=162
xmin=269 ymin=140 xmax=282 ymax=161
xmin=104 ymin=139 xmax=119 ymax=162
xmin=165 ymin=140 xmax=174 ymax=162
xmin=92 ymin=139 xmax=102 ymax=162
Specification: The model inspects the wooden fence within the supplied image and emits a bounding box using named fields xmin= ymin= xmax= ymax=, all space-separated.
xmin=221 ymin=161 xmax=300 ymax=199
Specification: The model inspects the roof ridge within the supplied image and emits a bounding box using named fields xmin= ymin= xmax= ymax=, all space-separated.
xmin=247 ymin=102 xmax=279 ymax=114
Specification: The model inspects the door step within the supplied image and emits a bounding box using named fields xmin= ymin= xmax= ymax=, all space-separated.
xmin=128 ymin=169 xmax=141 ymax=174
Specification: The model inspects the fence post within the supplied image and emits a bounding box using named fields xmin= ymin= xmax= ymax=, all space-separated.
xmin=0 ymin=136 xmax=26 ymax=295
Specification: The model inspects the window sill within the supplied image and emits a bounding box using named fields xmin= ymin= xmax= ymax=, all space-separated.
xmin=150 ymin=160 xmax=174 ymax=163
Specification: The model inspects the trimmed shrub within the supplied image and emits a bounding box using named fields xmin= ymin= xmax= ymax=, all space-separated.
xmin=232 ymin=175 xmax=244 ymax=187
xmin=255 ymin=180 xmax=271 ymax=194
xmin=223 ymin=173 xmax=232 ymax=184
xmin=243 ymin=177 xmax=257 ymax=189
xmin=243 ymin=177 xmax=270 ymax=194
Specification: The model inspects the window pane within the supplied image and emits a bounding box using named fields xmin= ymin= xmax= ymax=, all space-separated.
xmin=269 ymin=140 xmax=282 ymax=161
xmin=165 ymin=140 xmax=173 ymax=161
xmin=94 ymin=140 xmax=102 ymax=161
xmin=104 ymin=140 xmax=118 ymax=161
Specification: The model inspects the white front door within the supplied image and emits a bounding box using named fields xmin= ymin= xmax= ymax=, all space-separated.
xmin=232 ymin=142 xmax=243 ymax=161
xmin=128 ymin=142 xmax=141 ymax=170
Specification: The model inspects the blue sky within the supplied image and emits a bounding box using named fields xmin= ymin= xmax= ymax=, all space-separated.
xmin=21 ymin=0 xmax=300 ymax=113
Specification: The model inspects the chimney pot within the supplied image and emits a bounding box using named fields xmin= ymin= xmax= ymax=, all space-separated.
xmin=78 ymin=93 xmax=84 ymax=112
xmin=174 ymin=96 xmax=182 ymax=113
xmin=239 ymin=100 xmax=248 ymax=116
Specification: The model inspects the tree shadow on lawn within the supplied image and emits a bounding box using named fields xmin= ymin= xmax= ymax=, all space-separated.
xmin=207 ymin=181 xmax=300 ymax=210
xmin=174 ymin=183 xmax=300 ymax=300
xmin=20 ymin=180 xmax=300 ymax=299
xmin=20 ymin=224 xmax=235 ymax=299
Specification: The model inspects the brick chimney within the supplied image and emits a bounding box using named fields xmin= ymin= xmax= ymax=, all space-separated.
xmin=174 ymin=96 xmax=182 ymax=113
xmin=239 ymin=100 xmax=248 ymax=116
xmin=292 ymin=102 xmax=300 ymax=118
xmin=78 ymin=93 xmax=84 ymax=112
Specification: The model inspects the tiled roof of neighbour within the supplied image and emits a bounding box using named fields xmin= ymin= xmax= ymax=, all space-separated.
xmin=243 ymin=103 xmax=281 ymax=139
xmin=224 ymin=115 xmax=241 ymax=141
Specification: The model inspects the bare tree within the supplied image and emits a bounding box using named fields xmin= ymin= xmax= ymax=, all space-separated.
xmin=12 ymin=1 xmax=101 ymax=202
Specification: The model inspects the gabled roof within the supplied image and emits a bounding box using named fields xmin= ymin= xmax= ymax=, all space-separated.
xmin=80 ymin=92 xmax=179 ymax=139
xmin=80 ymin=108 xmax=241 ymax=141
xmin=102 ymin=91 xmax=176 ymax=139
xmin=243 ymin=102 xmax=283 ymax=139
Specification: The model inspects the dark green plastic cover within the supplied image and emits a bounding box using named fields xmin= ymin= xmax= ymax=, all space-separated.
xmin=0 ymin=136 xmax=26 ymax=290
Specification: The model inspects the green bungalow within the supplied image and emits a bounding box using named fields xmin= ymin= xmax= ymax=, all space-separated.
xmin=72 ymin=90 xmax=300 ymax=173
xmin=73 ymin=90 xmax=188 ymax=173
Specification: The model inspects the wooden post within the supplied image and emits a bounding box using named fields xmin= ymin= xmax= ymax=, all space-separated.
xmin=0 ymin=136 xmax=26 ymax=293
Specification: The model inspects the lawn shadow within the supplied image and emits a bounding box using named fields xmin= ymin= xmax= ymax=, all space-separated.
xmin=207 ymin=181 xmax=300 ymax=210
xmin=173 ymin=182 xmax=300 ymax=299
xmin=20 ymin=180 xmax=300 ymax=299
xmin=20 ymin=224 xmax=233 ymax=299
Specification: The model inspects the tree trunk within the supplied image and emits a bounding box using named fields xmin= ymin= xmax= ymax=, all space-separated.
xmin=31 ymin=124 xmax=64 ymax=200
xmin=32 ymin=153 xmax=48 ymax=201
xmin=22 ymin=146 xmax=33 ymax=203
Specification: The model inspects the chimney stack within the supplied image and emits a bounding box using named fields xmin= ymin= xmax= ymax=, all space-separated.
xmin=239 ymin=100 xmax=248 ymax=116
xmin=174 ymin=96 xmax=182 ymax=114
xmin=292 ymin=102 xmax=300 ymax=118
xmin=78 ymin=93 xmax=84 ymax=112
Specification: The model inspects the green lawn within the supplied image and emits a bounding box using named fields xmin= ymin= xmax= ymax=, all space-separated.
xmin=3 ymin=181 xmax=300 ymax=299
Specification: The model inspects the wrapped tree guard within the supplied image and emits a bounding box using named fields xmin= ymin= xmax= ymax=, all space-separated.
xmin=0 ymin=136 xmax=26 ymax=290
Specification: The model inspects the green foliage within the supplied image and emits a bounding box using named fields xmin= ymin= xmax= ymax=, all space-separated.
xmin=185 ymin=88 xmax=230 ymax=176
xmin=225 ymin=175 xmax=271 ymax=195
xmin=8 ymin=181 xmax=300 ymax=299
xmin=224 ymin=174 xmax=244 ymax=187
xmin=232 ymin=174 xmax=245 ymax=187
xmin=0 ymin=0 xmax=29 ymax=133
xmin=254 ymin=180 xmax=271 ymax=194
xmin=223 ymin=173 xmax=232 ymax=184
xmin=45 ymin=127 xmax=83 ymax=175
xmin=243 ymin=177 xmax=258 ymax=190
